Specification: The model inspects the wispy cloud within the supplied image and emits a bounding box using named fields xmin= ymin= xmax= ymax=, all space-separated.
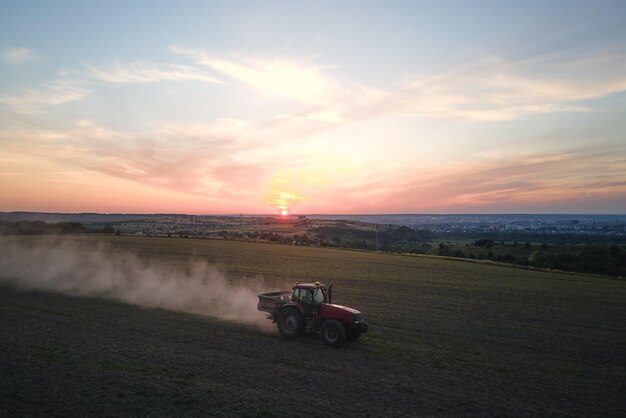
xmin=88 ymin=62 xmax=220 ymax=84
xmin=0 ymin=79 xmax=89 ymax=114
xmin=1 ymin=58 xmax=221 ymax=114
xmin=2 ymin=47 xmax=38 ymax=65
xmin=171 ymin=46 xmax=335 ymax=105
xmin=172 ymin=46 xmax=626 ymax=131
xmin=250 ymin=145 xmax=626 ymax=214
xmin=313 ymin=150 xmax=626 ymax=213
xmin=169 ymin=46 xmax=393 ymax=152
xmin=149 ymin=118 xmax=250 ymax=139
xmin=400 ymin=53 xmax=626 ymax=121
xmin=0 ymin=119 xmax=272 ymax=203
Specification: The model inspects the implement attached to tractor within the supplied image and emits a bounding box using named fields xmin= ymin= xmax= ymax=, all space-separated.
xmin=257 ymin=281 xmax=368 ymax=347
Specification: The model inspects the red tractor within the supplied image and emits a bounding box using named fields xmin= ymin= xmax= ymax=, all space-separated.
xmin=257 ymin=281 xmax=368 ymax=347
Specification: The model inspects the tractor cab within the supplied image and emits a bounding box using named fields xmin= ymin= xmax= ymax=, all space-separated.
xmin=291 ymin=281 xmax=330 ymax=315
xmin=291 ymin=282 xmax=330 ymax=306
xmin=291 ymin=281 xmax=330 ymax=332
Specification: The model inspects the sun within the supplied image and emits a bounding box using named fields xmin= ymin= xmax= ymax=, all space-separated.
xmin=281 ymin=209 xmax=288 ymax=216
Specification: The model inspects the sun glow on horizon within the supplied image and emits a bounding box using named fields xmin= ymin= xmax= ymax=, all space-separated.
xmin=266 ymin=188 xmax=307 ymax=216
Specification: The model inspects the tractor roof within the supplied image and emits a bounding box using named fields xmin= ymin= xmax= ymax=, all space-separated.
xmin=293 ymin=281 xmax=325 ymax=289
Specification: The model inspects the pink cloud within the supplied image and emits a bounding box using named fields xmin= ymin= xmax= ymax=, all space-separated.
xmin=292 ymin=151 xmax=626 ymax=213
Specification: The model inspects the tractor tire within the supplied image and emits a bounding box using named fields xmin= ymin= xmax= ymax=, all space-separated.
xmin=320 ymin=319 xmax=347 ymax=347
xmin=277 ymin=307 xmax=304 ymax=337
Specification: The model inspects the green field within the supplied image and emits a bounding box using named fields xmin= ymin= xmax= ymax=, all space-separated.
xmin=1 ymin=235 xmax=625 ymax=416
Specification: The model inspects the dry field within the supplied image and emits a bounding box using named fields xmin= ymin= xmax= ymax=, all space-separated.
xmin=1 ymin=235 xmax=625 ymax=417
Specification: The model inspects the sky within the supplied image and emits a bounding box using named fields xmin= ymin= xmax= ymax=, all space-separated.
xmin=1 ymin=0 xmax=625 ymax=215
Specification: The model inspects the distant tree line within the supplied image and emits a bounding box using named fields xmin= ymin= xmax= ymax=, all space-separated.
xmin=310 ymin=225 xmax=433 ymax=252
xmin=209 ymin=225 xmax=435 ymax=253
xmin=438 ymin=231 xmax=626 ymax=245
xmin=0 ymin=221 xmax=119 ymax=235
xmin=435 ymin=241 xmax=626 ymax=277
xmin=0 ymin=220 xmax=87 ymax=235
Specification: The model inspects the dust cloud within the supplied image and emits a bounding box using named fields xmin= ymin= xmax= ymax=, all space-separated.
xmin=0 ymin=236 xmax=271 ymax=327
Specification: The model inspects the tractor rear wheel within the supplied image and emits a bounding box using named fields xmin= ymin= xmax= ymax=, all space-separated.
xmin=278 ymin=307 xmax=304 ymax=337
xmin=320 ymin=319 xmax=347 ymax=347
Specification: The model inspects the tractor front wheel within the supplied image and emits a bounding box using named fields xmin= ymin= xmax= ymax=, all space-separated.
xmin=278 ymin=308 xmax=304 ymax=337
xmin=320 ymin=319 xmax=347 ymax=347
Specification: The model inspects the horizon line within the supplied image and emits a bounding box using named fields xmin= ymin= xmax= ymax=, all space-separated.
xmin=2 ymin=210 xmax=626 ymax=217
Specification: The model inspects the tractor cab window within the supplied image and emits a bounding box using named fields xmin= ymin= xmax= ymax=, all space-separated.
xmin=293 ymin=288 xmax=312 ymax=304
xmin=313 ymin=288 xmax=326 ymax=305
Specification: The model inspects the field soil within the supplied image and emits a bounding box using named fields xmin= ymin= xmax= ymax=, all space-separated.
xmin=1 ymin=236 xmax=625 ymax=417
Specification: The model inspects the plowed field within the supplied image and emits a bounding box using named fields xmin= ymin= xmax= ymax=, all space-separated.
xmin=1 ymin=236 xmax=624 ymax=417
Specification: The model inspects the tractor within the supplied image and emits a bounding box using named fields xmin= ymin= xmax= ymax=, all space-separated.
xmin=257 ymin=281 xmax=368 ymax=346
